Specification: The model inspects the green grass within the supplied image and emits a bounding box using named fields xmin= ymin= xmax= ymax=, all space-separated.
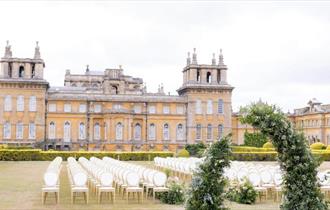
xmin=0 ymin=161 xmax=282 ymax=210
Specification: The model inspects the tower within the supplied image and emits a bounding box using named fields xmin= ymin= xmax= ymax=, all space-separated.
xmin=178 ymin=48 xmax=234 ymax=143
xmin=0 ymin=41 xmax=48 ymax=146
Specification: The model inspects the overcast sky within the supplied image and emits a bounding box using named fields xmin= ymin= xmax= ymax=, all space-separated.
xmin=0 ymin=1 xmax=330 ymax=112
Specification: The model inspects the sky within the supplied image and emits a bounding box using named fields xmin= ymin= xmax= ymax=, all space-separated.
xmin=0 ymin=1 xmax=330 ymax=112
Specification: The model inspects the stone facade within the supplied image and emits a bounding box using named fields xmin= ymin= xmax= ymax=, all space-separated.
xmin=0 ymin=43 xmax=234 ymax=151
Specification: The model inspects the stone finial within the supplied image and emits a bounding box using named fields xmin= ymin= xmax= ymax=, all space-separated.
xmin=4 ymin=40 xmax=12 ymax=58
xmin=34 ymin=41 xmax=41 ymax=59
xmin=192 ymin=48 xmax=197 ymax=64
xmin=65 ymin=69 xmax=71 ymax=75
xmin=218 ymin=48 xmax=224 ymax=65
xmin=86 ymin=65 xmax=90 ymax=73
xmin=186 ymin=52 xmax=191 ymax=66
xmin=212 ymin=53 xmax=216 ymax=65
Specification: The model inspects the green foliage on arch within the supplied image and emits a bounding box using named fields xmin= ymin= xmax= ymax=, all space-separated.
xmin=185 ymin=136 xmax=231 ymax=210
xmin=240 ymin=103 xmax=327 ymax=210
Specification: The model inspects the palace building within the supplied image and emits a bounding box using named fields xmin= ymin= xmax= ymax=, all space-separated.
xmin=0 ymin=43 xmax=234 ymax=151
xmin=0 ymin=42 xmax=329 ymax=151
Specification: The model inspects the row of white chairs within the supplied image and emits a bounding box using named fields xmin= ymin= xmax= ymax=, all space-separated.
xmin=78 ymin=157 xmax=115 ymax=203
xmin=42 ymin=157 xmax=62 ymax=204
xmin=154 ymin=157 xmax=202 ymax=179
xmin=102 ymin=157 xmax=169 ymax=202
xmin=67 ymin=157 xmax=89 ymax=204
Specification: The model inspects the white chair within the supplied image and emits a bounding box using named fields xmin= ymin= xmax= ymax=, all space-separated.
xmin=125 ymin=172 xmax=143 ymax=203
xmin=152 ymin=172 xmax=169 ymax=202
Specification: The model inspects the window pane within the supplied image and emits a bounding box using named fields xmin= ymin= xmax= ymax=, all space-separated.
xmin=17 ymin=96 xmax=24 ymax=112
xmin=218 ymin=99 xmax=224 ymax=114
xmin=29 ymin=123 xmax=36 ymax=139
xmin=4 ymin=95 xmax=12 ymax=111
xmin=79 ymin=104 xmax=86 ymax=113
xmin=29 ymin=96 xmax=37 ymax=112
xmin=49 ymin=104 xmax=56 ymax=112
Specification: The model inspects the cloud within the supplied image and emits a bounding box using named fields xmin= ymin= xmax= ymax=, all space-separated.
xmin=0 ymin=1 xmax=329 ymax=112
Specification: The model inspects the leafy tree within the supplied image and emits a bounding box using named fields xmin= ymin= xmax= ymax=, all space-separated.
xmin=240 ymin=103 xmax=327 ymax=210
xmin=185 ymin=136 xmax=231 ymax=210
xmin=243 ymin=131 xmax=268 ymax=147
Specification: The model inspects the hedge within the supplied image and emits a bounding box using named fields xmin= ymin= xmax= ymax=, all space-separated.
xmin=232 ymin=152 xmax=278 ymax=161
xmin=231 ymin=146 xmax=275 ymax=153
xmin=0 ymin=149 xmax=174 ymax=161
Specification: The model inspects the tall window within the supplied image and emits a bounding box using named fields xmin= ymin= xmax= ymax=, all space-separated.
xmin=29 ymin=123 xmax=36 ymax=139
xmin=163 ymin=105 xmax=170 ymax=114
xmin=64 ymin=104 xmax=71 ymax=112
xmin=48 ymin=104 xmax=56 ymax=112
xmin=149 ymin=105 xmax=156 ymax=114
xmin=196 ymin=124 xmax=201 ymax=140
xmin=79 ymin=122 xmax=85 ymax=139
xmin=218 ymin=124 xmax=223 ymax=140
xmin=63 ymin=121 xmax=71 ymax=142
xmin=134 ymin=105 xmax=141 ymax=114
xmin=104 ymin=122 xmax=108 ymax=141
xmin=4 ymin=95 xmax=11 ymax=111
xmin=79 ymin=104 xmax=86 ymax=113
xmin=17 ymin=95 xmax=24 ymax=112
xmin=163 ymin=123 xmax=170 ymax=140
xmin=134 ymin=123 xmax=142 ymax=140
xmin=149 ymin=123 xmax=156 ymax=140
xmin=207 ymin=100 xmax=213 ymax=114
xmin=19 ymin=66 xmax=25 ymax=78
xmin=218 ymin=99 xmax=224 ymax=114
xmin=116 ymin=123 xmax=123 ymax=140
xmin=176 ymin=124 xmax=184 ymax=141
xmin=94 ymin=104 xmax=101 ymax=113
xmin=176 ymin=105 xmax=184 ymax=114
xmin=16 ymin=122 xmax=23 ymax=139
xmin=49 ymin=122 xmax=56 ymax=139
xmin=196 ymin=100 xmax=202 ymax=114
xmin=207 ymin=124 xmax=212 ymax=140
xmin=94 ymin=123 xmax=100 ymax=140
xmin=206 ymin=72 xmax=212 ymax=83
xmin=113 ymin=104 xmax=121 ymax=110
xmin=3 ymin=122 xmax=11 ymax=139
xmin=29 ymin=96 xmax=37 ymax=112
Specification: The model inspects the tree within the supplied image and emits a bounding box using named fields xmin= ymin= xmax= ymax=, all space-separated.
xmin=240 ymin=103 xmax=327 ymax=210
xmin=185 ymin=136 xmax=231 ymax=210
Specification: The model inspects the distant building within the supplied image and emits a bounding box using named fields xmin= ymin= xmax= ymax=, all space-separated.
xmin=0 ymin=43 xmax=233 ymax=151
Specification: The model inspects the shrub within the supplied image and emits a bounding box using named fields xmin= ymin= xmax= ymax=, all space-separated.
xmin=185 ymin=142 xmax=206 ymax=157
xmin=226 ymin=180 xmax=258 ymax=204
xmin=0 ymin=150 xmax=174 ymax=161
xmin=158 ymin=182 xmax=185 ymax=205
xmin=177 ymin=149 xmax=190 ymax=157
xmin=243 ymin=131 xmax=268 ymax=148
xmin=263 ymin=142 xmax=274 ymax=148
xmin=326 ymin=145 xmax=330 ymax=150
xmin=0 ymin=144 xmax=8 ymax=149
xmin=186 ymin=135 xmax=231 ymax=210
xmin=310 ymin=142 xmax=326 ymax=150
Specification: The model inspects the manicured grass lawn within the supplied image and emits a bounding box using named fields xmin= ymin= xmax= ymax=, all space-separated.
xmin=0 ymin=161 xmax=290 ymax=210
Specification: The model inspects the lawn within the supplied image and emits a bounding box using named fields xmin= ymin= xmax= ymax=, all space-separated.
xmin=0 ymin=161 xmax=292 ymax=210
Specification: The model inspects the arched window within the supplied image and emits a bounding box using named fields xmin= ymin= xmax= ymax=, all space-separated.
xmin=63 ymin=121 xmax=71 ymax=142
xmin=218 ymin=99 xmax=224 ymax=114
xmin=94 ymin=123 xmax=100 ymax=140
xmin=196 ymin=70 xmax=201 ymax=82
xmin=16 ymin=122 xmax=23 ymax=139
xmin=207 ymin=100 xmax=213 ymax=114
xmin=134 ymin=123 xmax=142 ymax=140
xmin=163 ymin=123 xmax=170 ymax=140
xmin=31 ymin=64 xmax=35 ymax=78
xmin=116 ymin=122 xmax=123 ymax=140
xmin=29 ymin=96 xmax=37 ymax=112
xmin=19 ymin=66 xmax=25 ymax=78
xmin=49 ymin=122 xmax=56 ymax=139
xmin=3 ymin=122 xmax=11 ymax=139
xmin=4 ymin=95 xmax=11 ymax=111
xmin=218 ymin=124 xmax=223 ymax=140
xmin=196 ymin=99 xmax=202 ymax=114
xmin=149 ymin=123 xmax=156 ymax=140
xmin=206 ymin=72 xmax=212 ymax=83
xmin=207 ymin=124 xmax=212 ymax=140
xmin=196 ymin=124 xmax=201 ymax=140
xmin=217 ymin=69 xmax=221 ymax=83
xmin=17 ymin=95 xmax=24 ymax=111
xmin=29 ymin=122 xmax=36 ymax=139
xmin=176 ymin=124 xmax=184 ymax=141
xmin=79 ymin=122 xmax=85 ymax=140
